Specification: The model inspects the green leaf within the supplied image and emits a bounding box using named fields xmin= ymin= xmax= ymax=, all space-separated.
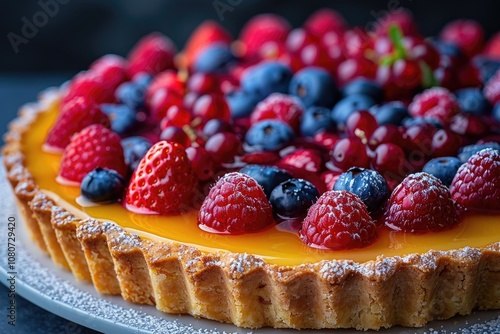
xmin=388 ymin=24 xmax=406 ymax=59
xmin=419 ymin=61 xmax=439 ymax=88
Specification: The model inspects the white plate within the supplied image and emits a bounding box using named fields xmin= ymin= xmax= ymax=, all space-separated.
xmin=0 ymin=162 xmax=499 ymax=334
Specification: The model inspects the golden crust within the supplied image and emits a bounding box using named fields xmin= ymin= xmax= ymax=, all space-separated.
xmin=2 ymin=90 xmax=500 ymax=330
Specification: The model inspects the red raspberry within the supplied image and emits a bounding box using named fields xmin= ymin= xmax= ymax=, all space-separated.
xmin=408 ymin=87 xmax=460 ymax=123
xmin=44 ymin=97 xmax=110 ymax=152
xmin=300 ymin=190 xmax=377 ymax=250
xmin=483 ymin=32 xmax=500 ymax=58
xmin=89 ymin=54 xmax=129 ymax=92
xmin=483 ymin=71 xmax=500 ymax=104
xmin=250 ymin=93 xmax=304 ymax=131
xmin=239 ymin=14 xmax=291 ymax=58
xmin=63 ymin=71 xmax=115 ymax=105
xmin=184 ymin=21 xmax=232 ymax=68
xmin=440 ymin=20 xmax=485 ymax=58
xmin=127 ymin=33 xmax=177 ymax=77
xmin=125 ymin=141 xmax=196 ymax=214
xmin=58 ymin=124 xmax=127 ymax=185
xmin=450 ymin=149 xmax=500 ymax=212
xmin=385 ymin=172 xmax=459 ymax=233
xmin=304 ymin=8 xmax=347 ymax=36
xmin=197 ymin=172 xmax=274 ymax=234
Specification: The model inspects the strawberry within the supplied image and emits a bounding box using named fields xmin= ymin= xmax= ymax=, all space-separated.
xmin=408 ymin=87 xmax=460 ymax=124
xmin=385 ymin=172 xmax=460 ymax=233
xmin=197 ymin=172 xmax=274 ymax=234
xmin=62 ymin=71 xmax=115 ymax=105
xmin=250 ymin=93 xmax=304 ymax=131
xmin=44 ymin=97 xmax=110 ymax=153
xmin=239 ymin=14 xmax=291 ymax=58
xmin=300 ymin=190 xmax=377 ymax=250
xmin=184 ymin=21 xmax=232 ymax=68
xmin=58 ymin=124 xmax=127 ymax=185
xmin=450 ymin=148 xmax=500 ymax=212
xmin=89 ymin=54 xmax=129 ymax=92
xmin=125 ymin=141 xmax=196 ymax=214
xmin=128 ymin=33 xmax=177 ymax=77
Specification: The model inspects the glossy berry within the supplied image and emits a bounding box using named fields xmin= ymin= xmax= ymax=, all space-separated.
xmin=185 ymin=146 xmax=214 ymax=181
xmin=127 ymin=33 xmax=176 ymax=76
xmin=239 ymin=164 xmax=292 ymax=197
xmin=149 ymin=88 xmax=184 ymax=121
xmin=341 ymin=78 xmax=383 ymax=102
xmin=300 ymin=106 xmax=336 ymax=137
xmin=336 ymin=57 xmax=377 ymax=86
xmin=440 ymin=19 xmax=484 ymax=57
xmin=250 ymin=93 xmax=304 ymax=131
xmin=345 ymin=110 xmax=378 ymax=143
xmin=193 ymin=43 xmax=236 ymax=74
xmin=160 ymin=105 xmax=192 ymax=129
xmin=204 ymin=132 xmax=241 ymax=164
xmin=454 ymin=88 xmax=491 ymax=115
xmin=279 ymin=148 xmax=323 ymax=174
xmin=431 ymin=128 xmax=462 ymax=157
xmin=240 ymin=151 xmax=280 ymax=165
xmin=288 ymin=67 xmax=338 ymax=108
xmin=367 ymin=124 xmax=404 ymax=150
xmin=198 ymin=172 xmax=274 ymax=234
xmin=80 ymin=168 xmax=126 ymax=203
xmin=125 ymin=141 xmax=196 ymax=214
xmin=457 ymin=143 xmax=500 ymax=163
xmin=226 ymin=90 xmax=260 ymax=119
xmin=100 ymin=104 xmax=137 ymax=135
xmin=449 ymin=113 xmax=489 ymax=137
xmin=202 ymin=118 xmax=233 ymax=137
xmin=330 ymin=137 xmax=369 ymax=171
xmin=58 ymin=124 xmax=127 ymax=185
xmin=115 ymin=81 xmax=146 ymax=110
xmin=304 ymin=8 xmax=347 ymax=36
xmin=240 ymin=61 xmax=293 ymax=100
xmin=245 ymin=120 xmax=295 ymax=151
xmin=300 ymin=190 xmax=377 ymax=250
xmin=160 ymin=126 xmax=191 ymax=148
xmin=331 ymin=94 xmax=377 ymax=129
xmin=473 ymin=56 xmax=500 ymax=84
xmin=408 ymin=87 xmax=460 ymax=124
xmin=333 ymin=167 xmax=388 ymax=213
xmin=369 ymin=101 xmax=409 ymax=126
xmin=146 ymin=71 xmax=184 ymax=104
xmin=269 ymin=178 xmax=319 ymax=218
xmin=187 ymin=72 xmax=221 ymax=95
xmin=450 ymin=148 xmax=500 ymax=211
xmin=371 ymin=143 xmax=408 ymax=178
xmin=422 ymin=157 xmax=462 ymax=187
xmin=192 ymin=94 xmax=231 ymax=122
xmin=121 ymin=136 xmax=153 ymax=174
xmin=89 ymin=54 xmax=129 ymax=92
xmin=44 ymin=97 xmax=110 ymax=152
xmin=63 ymin=71 xmax=114 ymax=105
xmin=239 ymin=14 xmax=291 ymax=58
xmin=313 ymin=131 xmax=340 ymax=150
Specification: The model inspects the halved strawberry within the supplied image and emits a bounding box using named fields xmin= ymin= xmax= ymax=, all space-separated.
xmin=57 ymin=124 xmax=127 ymax=185
xmin=128 ymin=33 xmax=177 ymax=77
xmin=125 ymin=141 xmax=196 ymax=214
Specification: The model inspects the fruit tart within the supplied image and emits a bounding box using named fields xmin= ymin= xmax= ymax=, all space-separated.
xmin=3 ymin=8 xmax=500 ymax=331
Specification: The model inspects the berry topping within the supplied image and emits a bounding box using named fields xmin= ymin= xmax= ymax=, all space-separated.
xmin=289 ymin=67 xmax=338 ymax=108
xmin=300 ymin=190 xmax=377 ymax=250
xmin=457 ymin=143 xmax=500 ymax=163
xmin=239 ymin=14 xmax=291 ymax=58
xmin=330 ymin=137 xmax=370 ymax=171
xmin=250 ymin=93 xmax=304 ymax=131
xmin=204 ymin=132 xmax=242 ymax=165
xmin=226 ymin=90 xmax=260 ymax=119
xmin=240 ymin=61 xmax=293 ymax=100
xmin=185 ymin=146 xmax=214 ymax=181
xmin=300 ymin=106 xmax=336 ymax=137
xmin=331 ymin=94 xmax=377 ymax=129
xmin=422 ymin=157 xmax=462 ymax=187
xmin=454 ymin=88 xmax=491 ymax=115
xmin=244 ymin=120 xmax=295 ymax=151
xmin=198 ymin=172 xmax=274 ymax=234
xmin=192 ymin=43 xmax=236 ymax=74
xmin=370 ymin=101 xmax=409 ymax=126
xmin=58 ymin=124 xmax=127 ymax=185
xmin=408 ymin=87 xmax=460 ymax=123
xmin=385 ymin=172 xmax=459 ymax=233
xmin=115 ymin=81 xmax=147 ymax=110
xmin=125 ymin=141 xmax=196 ymax=215
xmin=62 ymin=71 xmax=115 ymax=105
xmin=80 ymin=168 xmax=126 ymax=203
xmin=334 ymin=167 xmax=388 ymax=213
xmin=269 ymin=178 xmax=319 ymax=219
xmin=127 ymin=33 xmax=176 ymax=77
xmin=121 ymin=136 xmax=153 ymax=174
xmin=159 ymin=126 xmax=191 ymax=148
xmin=341 ymin=78 xmax=383 ymax=103
xmin=450 ymin=148 xmax=500 ymax=211
xmin=100 ymin=104 xmax=137 ymax=135
xmin=192 ymin=94 xmax=231 ymax=123
xmin=239 ymin=164 xmax=292 ymax=197
xmin=44 ymin=97 xmax=110 ymax=152
xmin=440 ymin=20 xmax=484 ymax=58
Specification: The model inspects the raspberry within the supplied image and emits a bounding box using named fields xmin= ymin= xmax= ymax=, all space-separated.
xmin=58 ymin=124 xmax=127 ymax=185
xmin=63 ymin=71 xmax=115 ymax=105
xmin=450 ymin=148 xmax=500 ymax=211
xmin=127 ymin=33 xmax=177 ymax=77
xmin=250 ymin=93 xmax=304 ymax=131
xmin=44 ymin=97 xmax=110 ymax=152
xmin=408 ymin=87 xmax=460 ymax=124
xmin=385 ymin=172 xmax=459 ymax=233
xmin=440 ymin=19 xmax=485 ymax=58
xmin=89 ymin=54 xmax=129 ymax=92
xmin=300 ymin=190 xmax=377 ymax=250
xmin=239 ymin=14 xmax=291 ymax=58
xmin=304 ymin=8 xmax=347 ymax=36
xmin=197 ymin=172 xmax=274 ymax=234
xmin=125 ymin=141 xmax=196 ymax=214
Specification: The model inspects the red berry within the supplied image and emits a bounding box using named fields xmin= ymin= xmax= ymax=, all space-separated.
xmin=192 ymin=94 xmax=230 ymax=123
xmin=484 ymin=71 xmax=500 ymax=104
xmin=373 ymin=9 xmax=418 ymax=37
xmin=125 ymin=141 xmax=196 ymax=214
xmin=146 ymin=70 xmax=185 ymax=105
xmin=304 ymin=8 xmax=347 ymax=36
xmin=300 ymin=190 xmax=377 ymax=250
xmin=184 ymin=21 xmax=232 ymax=68
xmin=240 ymin=151 xmax=280 ymax=165
xmin=342 ymin=29 xmax=372 ymax=59
xmin=58 ymin=124 xmax=127 ymax=185
xmin=159 ymin=126 xmax=191 ymax=148
xmin=450 ymin=149 xmax=500 ymax=212
xmin=345 ymin=110 xmax=378 ymax=143
xmin=279 ymin=148 xmax=323 ymax=173
xmin=63 ymin=71 xmax=115 ymax=105
xmin=313 ymin=131 xmax=340 ymax=151
xmin=371 ymin=143 xmax=408 ymax=179
xmin=89 ymin=54 xmax=129 ymax=92
xmin=128 ymin=33 xmax=176 ymax=77
xmin=408 ymin=87 xmax=460 ymax=124
xmin=368 ymin=124 xmax=405 ymax=150
xmin=440 ymin=20 xmax=484 ymax=58
xmin=160 ymin=105 xmax=192 ymax=129
xmin=402 ymin=123 xmax=436 ymax=155
xmin=149 ymin=88 xmax=184 ymax=121
xmin=391 ymin=58 xmax=422 ymax=90
xmin=330 ymin=137 xmax=369 ymax=171
xmin=240 ymin=14 xmax=291 ymax=58
xmin=187 ymin=72 xmax=222 ymax=95
xmin=431 ymin=128 xmax=463 ymax=157
xmin=337 ymin=57 xmax=377 ymax=86
xmin=385 ymin=172 xmax=459 ymax=233
xmin=44 ymin=97 xmax=110 ymax=152
xmin=202 ymin=118 xmax=233 ymax=137
xmin=483 ymin=32 xmax=500 ymax=58
xmin=321 ymin=170 xmax=342 ymax=191
xmin=449 ymin=114 xmax=489 ymax=137
xmin=186 ymin=146 xmax=214 ymax=181
xmin=204 ymin=132 xmax=242 ymax=165
xmin=250 ymin=93 xmax=304 ymax=131
xmin=197 ymin=172 xmax=274 ymax=234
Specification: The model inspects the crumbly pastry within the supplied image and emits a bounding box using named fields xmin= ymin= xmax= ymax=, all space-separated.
xmin=3 ymin=89 xmax=500 ymax=330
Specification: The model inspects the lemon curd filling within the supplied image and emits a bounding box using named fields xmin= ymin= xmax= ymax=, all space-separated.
xmin=22 ymin=100 xmax=500 ymax=266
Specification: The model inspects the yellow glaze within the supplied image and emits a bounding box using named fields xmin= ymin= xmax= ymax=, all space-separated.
xmin=21 ymin=101 xmax=500 ymax=266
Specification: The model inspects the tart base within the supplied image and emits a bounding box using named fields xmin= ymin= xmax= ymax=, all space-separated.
xmin=2 ymin=89 xmax=500 ymax=330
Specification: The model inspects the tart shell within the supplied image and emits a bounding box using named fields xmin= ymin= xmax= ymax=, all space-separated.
xmin=2 ymin=89 xmax=500 ymax=330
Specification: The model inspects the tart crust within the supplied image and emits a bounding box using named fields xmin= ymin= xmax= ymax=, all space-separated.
xmin=2 ymin=89 xmax=500 ymax=330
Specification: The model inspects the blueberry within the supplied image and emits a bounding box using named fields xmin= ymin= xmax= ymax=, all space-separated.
xmin=333 ymin=167 xmax=388 ymax=213
xmin=132 ymin=73 xmax=153 ymax=89
xmin=289 ymin=67 xmax=338 ymax=108
xmin=269 ymin=178 xmax=319 ymax=218
xmin=369 ymin=101 xmax=409 ymax=125
xmin=422 ymin=157 xmax=462 ymax=187
xmin=101 ymin=104 xmax=137 ymax=135
xmin=121 ymin=136 xmax=153 ymax=173
xmin=226 ymin=90 xmax=260 ymax=118
xmin=472 ymin=55 xmax=500 ymax=83
xmin=115 ymin=82 xmax=146 ymax=110
xmin=431 ymin=40 xmax=462 ymax=59
xmin=402 ymin=116 xmax=443 ymax=129
xmin=454 ymin=88 xmax=491 ymax=115
xmin=300 ymin=106 xmax=336 ymax=137
xmin=241 ymin=61 xmax=293 ymax=100
xmin=331 ymin=94 xmax=376 ymax=129
xmin=493 ymin=103 xmax=500 ymax=122
xmin=341 ymin=78 xmax=383 ymax=103
xmin=80 ymin=168 xmax=126 ymax=203
xmin=239 ymin=165 xmax=292 ymax=197
xmin=244 ymin=120 xmax=295 ymax=151
xmin=193 ymin=43 xmax=237 ymax=74
xmin=457 ymin=143 xmax=500 ymax=163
